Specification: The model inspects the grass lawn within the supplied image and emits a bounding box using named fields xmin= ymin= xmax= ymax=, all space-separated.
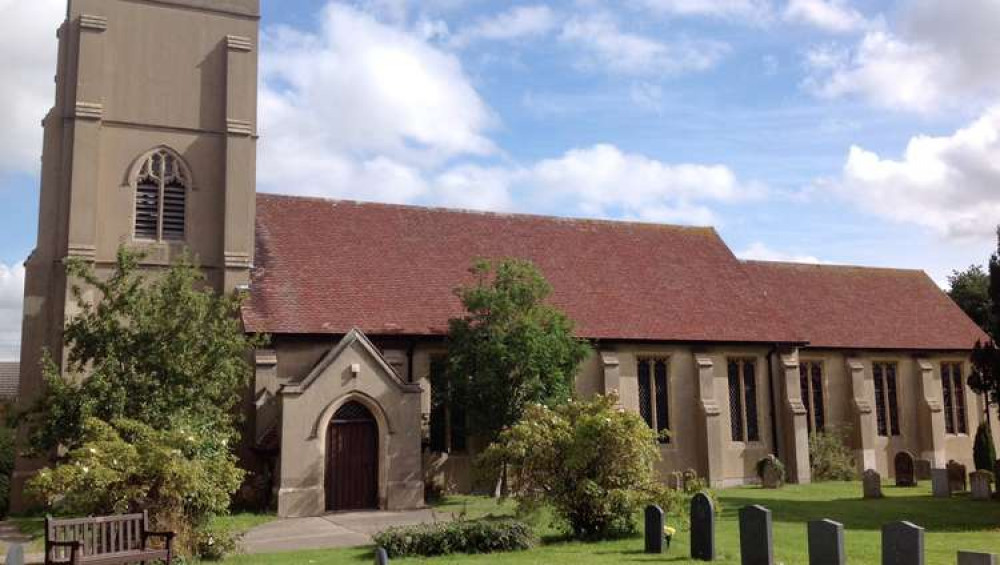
xmin=224 ymin=482 xmax=1000 ymax=565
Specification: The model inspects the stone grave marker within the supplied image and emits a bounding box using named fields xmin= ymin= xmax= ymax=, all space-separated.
xmin=684 ymin=468 xmax=699 ymax=489
xmin=690 ymin=491 xmax=716 ymax=561
xmin=915 ymin=459 xmax=932 ymax=481
xmin=970 ymin=471 xmax=992 ymax=501
xmin=739 ymin=505 xmax=774 ymax=565
xmin=5 ymin=544 xmax=24 ymax=565
xmin=671 ymin=471 xmax=685 ymax=490
xmin=931 ymin=468 xmax=951 ymax=497
xmin=375 ymin=547 xmax=390 ymax=565
xmin=645 ymin=504 xmax=665 ymax=554
xmin=807 ymin=519 xmax=845 ymax=565
xmin=863 ymin=469 xmax=883 ymax=499
xmin=958 ymin=551 xmax=999 ymax=565
xmin=894 ymin=451 xmax=916 ymax=487
xmin=881 ymin=521 xmax=924 ymax=565
xmin=759 ymin=455 xmax=784 ymax=489
xmin=947 ymin=460 xmax=968 ymax=492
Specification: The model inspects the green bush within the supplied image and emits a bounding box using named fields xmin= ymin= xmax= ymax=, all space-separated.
xmin=480 ymin=393 xmax=664 ymax=540
xmin=27 ymin=417 xmax=244 ymax=559
xmin=193 ymin=524 xmax=243 ymax=561
xmin=809 ymin=427 xmax=858 ymax=481
xmin=973 ymin=422 xmax=996 ymax=471
xmin=373 ymin=518 xmax=536 ymax=558
xmin=0 ymin=424 xmax=14 ymax=518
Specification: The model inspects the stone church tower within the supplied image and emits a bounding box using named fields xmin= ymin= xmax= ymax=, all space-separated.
xmin=12 ymin=0 xmax=260 ymax=511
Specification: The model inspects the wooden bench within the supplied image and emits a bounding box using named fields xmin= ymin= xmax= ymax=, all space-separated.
xmin=44 ymin=512 xmax=174 ymax=564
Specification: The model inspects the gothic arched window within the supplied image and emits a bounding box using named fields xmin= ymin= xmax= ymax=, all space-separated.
xmin=132 ymin=148 xmax=190 ymax=241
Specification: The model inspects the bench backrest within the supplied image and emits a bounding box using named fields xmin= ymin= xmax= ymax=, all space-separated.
xmin=46 ymin=512 xmax=149 ymax=559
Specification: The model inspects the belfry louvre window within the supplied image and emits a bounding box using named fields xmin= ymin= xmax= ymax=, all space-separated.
xmin=133 ymin=148 xmax=188 ymax=241
xmin=728 ymin=359 xmax=760 ymax=442
xmin=941 ymin=362 xmax=968 ymax=435
xmin=637 ymin=358 xmax=670 ymax=443
xmin=799 ymin=361 xmax=825 ymax=434
xmin=873 ymin=362 xmax=900 ymax=437
xmin=428 ymin=356 xmax=466 ymax=453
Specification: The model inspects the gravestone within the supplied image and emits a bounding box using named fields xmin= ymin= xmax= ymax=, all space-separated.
xmin=958 ymin=551 xmax=999 ymax=565
xmin=739 ymin=505 xmax=774 ymax=565
xmin=671 ymin=471 xmax=685 ymax=490
xmin=894 ymin=451 xmax=916 ymax=487
xmin=807 ymin=519 xmax=845 ymax=565
xmin=970 ymin=471 xmax=992 ymax=501
xmin=644 ymin=504 xmax=665 ymax=554
xmin=863 ymin=469 xmax=883 ymax=499
xmin=684 ymin=468 xmax=699 ymax=489
xmin=690 ymin=492 xmax=716 ymax=561
xmin=881 ymin=521 xmax=924 ymax=565
xmin=5 ymin=544 xmax=24 ymax=565
xmin=915 ymin=459 xmax=932 ymax=481
xmin=375 ymin=547 xmax=390 ymax=565
xmin=947 ymin=460 xmax=968 ymax=492
xmin=931 ymin=468 xmax=951 ymax=498
xmin=759 ymin=455 xmax=784 ymax=489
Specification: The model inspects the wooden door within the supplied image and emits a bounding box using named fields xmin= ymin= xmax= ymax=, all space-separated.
xmin=326 ymin=402 xmax=378 ymax=511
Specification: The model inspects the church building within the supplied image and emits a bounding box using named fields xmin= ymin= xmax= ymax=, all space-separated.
xmin=13 ymin=0 xmax=998 ymax=517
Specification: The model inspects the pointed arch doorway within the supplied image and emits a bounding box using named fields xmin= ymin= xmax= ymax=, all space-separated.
xmin=325 ymin=401 xmax=379 ymax=511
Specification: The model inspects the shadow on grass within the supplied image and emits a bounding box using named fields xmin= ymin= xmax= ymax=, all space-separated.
xmin=720 ymin=486 xmax=1000 ymax=532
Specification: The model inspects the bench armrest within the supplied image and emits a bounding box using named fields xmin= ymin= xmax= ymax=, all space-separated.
xmin=48 ymin=540 xmax=81 ymax=564
xmin=143 ymin=531 xmax=176 ymax=540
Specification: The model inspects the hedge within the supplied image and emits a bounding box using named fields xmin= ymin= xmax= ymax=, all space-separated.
xmin=373 ymin=517 xmax=536 ymax=558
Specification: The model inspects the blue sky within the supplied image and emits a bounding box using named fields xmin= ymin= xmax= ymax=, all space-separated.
xmin=1 ymin=0 xmax=1000 ymax=359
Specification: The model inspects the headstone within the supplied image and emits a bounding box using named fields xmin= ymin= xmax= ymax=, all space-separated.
xmin=5 ymin=544 xmax=24 ymax=565
xmin=881 ymin=521 xmax=924 ymax=565
xmin=931 ymin=468 xmax=951 ymax=498
xmin=739 ymin=505 xmax=774 ymax=565
xmin=375 ymin=547 xmax=390 ymax=565
xmin=644 ymin=504 xmax=665 ymax=554
xmin=684 ymin=468 xmax=699 ymax=489
xmin=863 ymin=469 xmax=883 ymax=499
xmin=759 ymin=455 xmax=784 ymax=489
xmin=947 ymin=460 xmax=968 ymax=492
xmin=690 ymin=492 xmax=716 ymax=561
xmin=958 ymin=551 xmax=999 ymax=565
xmin=915 ymin=459 xmax=932 ymax=481
xmin=671 ymin=471 xmax=685 ymax=490
xmin=894 ymin=451 xmax=916 ymax=487
xmin=970 ymin=471 xmax=993 ymax=501
xmin=807 ymin=519 xmax=845 ymax=565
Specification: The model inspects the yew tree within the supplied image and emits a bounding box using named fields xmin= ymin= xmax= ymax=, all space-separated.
xmin=969 ymin=228 xmax=1000 ymax=431
xmin=446 ymin=259 xmax=590 ymax=445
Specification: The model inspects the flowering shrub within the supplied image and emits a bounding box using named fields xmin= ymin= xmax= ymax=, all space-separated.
xmin=809 ymin=427 xmax=857 ymax=481
xmin=481 ymin=393 xmax=664 ymax=540
xmin=27 ymin=417 xmax=244 ymax=558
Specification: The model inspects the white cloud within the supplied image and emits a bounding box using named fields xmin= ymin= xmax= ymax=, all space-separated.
xmin=833 ymin=106 xmax=1000 ymax=240
xmin=560 ymin=14 xmax=730 ymax=77
xmin=783 ymin=0 xmax=867 ymax=33
xmin=0 ymin=0 xmax=64 ymax=176
xmin=737 ymin=242 xmax=822 ymax=264
xmin=258 ymin=2 xmax=495 ymax=202
xmin=523 ymin=144 xmax=763 ymax=224
xmin=449 ymin=5 xmax=557 ymax=47
xmin=0 ymin=263 xmax=24 ymax=361
xmin=636 ymin=0 xmax=774 ymax=22
xmin=803 ymin=0 xmax=1000 ymax=112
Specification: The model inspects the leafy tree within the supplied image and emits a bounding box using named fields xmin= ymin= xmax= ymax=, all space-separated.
xmin=26 ymin=248 xmax=264 ymax=451
xmin=973 ymin=422 xmax=996 ymax=472
xmin=969 ymin=228 xmax=1000 ymax=430
xmin=27 ymin=417 xmax=244 ymax=557
xmin=446 ymin=259 xmax=590 ymax=445
xmin=480 ymin=394 xmax=664 ymax=540
xmin=948 ymin=265 xmax=993 ymax=333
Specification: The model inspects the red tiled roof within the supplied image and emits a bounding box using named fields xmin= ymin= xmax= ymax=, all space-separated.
xmin=244 ymin=194 xmax=802 ymax=343
xmin=744 ymin=261 xmax=988 ymax=350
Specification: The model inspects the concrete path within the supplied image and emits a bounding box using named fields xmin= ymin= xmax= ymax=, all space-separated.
xmin=241 ymin=508 xmax=459 ymax=554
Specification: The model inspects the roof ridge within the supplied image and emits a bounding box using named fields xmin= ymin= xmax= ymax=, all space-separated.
xmin=743 ymin=259 xmax=926 ymax=275
xmin=256 ymin=192 xmax=717 ymax=234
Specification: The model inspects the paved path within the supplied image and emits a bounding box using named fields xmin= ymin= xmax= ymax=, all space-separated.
xmin=0 ymin=521 xmax=42 ymax=565
xmin=241 ymin=508 xmax=459 ymax=554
